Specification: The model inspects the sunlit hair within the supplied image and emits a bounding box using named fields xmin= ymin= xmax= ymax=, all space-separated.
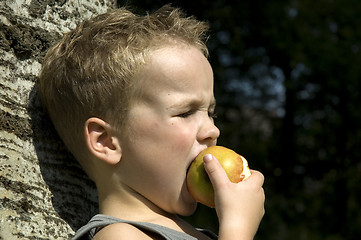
xmin=39 ymin=5 xmax=209 ymax=171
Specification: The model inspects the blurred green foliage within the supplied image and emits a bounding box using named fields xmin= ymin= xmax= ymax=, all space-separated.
xmin=119 ymin=0 xmax=361 ymax=239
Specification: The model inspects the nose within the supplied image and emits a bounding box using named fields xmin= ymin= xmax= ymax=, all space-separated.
xmin=197 ymin=115 xmax=220 ymax=144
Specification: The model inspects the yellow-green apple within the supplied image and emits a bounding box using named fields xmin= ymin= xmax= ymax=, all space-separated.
xmin=186 ymin=146 xmax=251 ymax=208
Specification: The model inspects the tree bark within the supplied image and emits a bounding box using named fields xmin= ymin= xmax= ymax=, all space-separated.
xmin=0 ymin=1 xmax=115 ymax=239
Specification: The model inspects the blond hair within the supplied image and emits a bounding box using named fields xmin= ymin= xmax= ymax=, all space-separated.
xmin=39 ymin=5 xmax=209 ymax=169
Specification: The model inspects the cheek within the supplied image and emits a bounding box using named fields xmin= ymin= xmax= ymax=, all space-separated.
xmin=173 ymin=129 xmax=194 ymax=151
xmin=167 ymin=122 xmax=196 ymax=150
xmin=127 ymin=117 xmax=196 ymax=158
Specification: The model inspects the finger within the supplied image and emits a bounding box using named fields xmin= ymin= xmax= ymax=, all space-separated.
xmin=247 ymin=170 xmax=265 ymax=186
xmin=203 ymin=154 xmax=230 ymax=190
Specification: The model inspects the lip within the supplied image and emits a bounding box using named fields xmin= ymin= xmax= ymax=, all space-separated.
xmin=186 ymin=157 xmax=195 ymax=175
xmin=184 ymin=164 xmax=198 ymax=204
xmin=186 ymin=147 xmax=208 ymax=174
xmin=184 ymin=149 xmax=207 ymax=204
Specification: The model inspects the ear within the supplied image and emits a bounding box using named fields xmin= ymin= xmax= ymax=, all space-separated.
xmin=84 ymin=117 xmax=122 ymax=165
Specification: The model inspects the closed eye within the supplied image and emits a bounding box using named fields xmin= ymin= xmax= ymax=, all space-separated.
xmin=177 ymin=106 xmax=217 ymax=119
xmin=208 ymin=103 xmax=217 ymax=119
xmin=177 ymin=110 xmax=195 ymax=118
xmin=177 ymin=109 xmax=217 ymax=119
xmin=208 ymin=110 xmax=217 ymax=119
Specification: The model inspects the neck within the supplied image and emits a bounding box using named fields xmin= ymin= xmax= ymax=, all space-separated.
xmin=96 ymin=181 xmax=209 ymax=240
xmin=97 ymin=181 xmax=180 ymax=224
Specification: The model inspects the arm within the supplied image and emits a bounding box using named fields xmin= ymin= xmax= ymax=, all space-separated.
xmin=203 ymin=154 xmax=265 ymax=240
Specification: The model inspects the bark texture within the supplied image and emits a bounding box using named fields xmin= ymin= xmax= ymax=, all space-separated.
xmin=0 ymin=0 xmax=115 ymax=239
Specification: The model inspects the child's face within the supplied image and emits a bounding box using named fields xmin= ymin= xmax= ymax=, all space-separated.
xmin=116 ymin=45 xmax=220 ymax=216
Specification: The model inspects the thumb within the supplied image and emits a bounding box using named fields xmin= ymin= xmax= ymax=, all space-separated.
xmin=203 ymin=154 xmax=229 ymax=190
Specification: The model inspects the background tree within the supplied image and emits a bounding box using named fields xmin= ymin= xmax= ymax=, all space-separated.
xmin=121 ymin=1 xmax=361 ymax=240
xmin=0 ymin=1 xmax=115 ymax=239
xmin=1 ymin=0 xmax=361 ymax=239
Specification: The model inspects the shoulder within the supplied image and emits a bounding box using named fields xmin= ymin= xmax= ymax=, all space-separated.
xmin=92 ymin=222 xmax=160 ymax=240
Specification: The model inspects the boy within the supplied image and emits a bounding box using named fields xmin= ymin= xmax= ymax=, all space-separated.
xmin=39 ymin=5 xmax=265 ymax=240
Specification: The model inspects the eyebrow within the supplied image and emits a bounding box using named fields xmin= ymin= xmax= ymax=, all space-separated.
xmin=168 ymin=96 xmax=216 ymax=110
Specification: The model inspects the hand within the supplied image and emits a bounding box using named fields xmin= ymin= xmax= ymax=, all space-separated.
xmin=203 ymin=154 xmax=265 ymax=240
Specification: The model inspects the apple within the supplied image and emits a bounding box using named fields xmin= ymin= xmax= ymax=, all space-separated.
xmin=186 ymin=146 xmax=251 ymax=208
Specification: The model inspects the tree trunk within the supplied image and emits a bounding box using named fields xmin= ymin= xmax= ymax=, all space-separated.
xmin=0 ymin=1 xmax=115 ymax=239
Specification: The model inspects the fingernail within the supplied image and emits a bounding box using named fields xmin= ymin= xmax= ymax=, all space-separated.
xmin=203 ymin=154 xmax=213 ymax=163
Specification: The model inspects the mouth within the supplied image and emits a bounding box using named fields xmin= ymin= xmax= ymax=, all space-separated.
xmin=186 ymin=148 xmax=206 ymax=175
xmin=186 ymin=158 xmax=195 ymax=175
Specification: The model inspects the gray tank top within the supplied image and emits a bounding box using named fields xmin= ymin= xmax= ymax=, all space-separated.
xmin=72 ymin=214 xmax=218 ymax=240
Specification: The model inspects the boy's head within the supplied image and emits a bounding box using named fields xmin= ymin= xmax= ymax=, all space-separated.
xmin=39 ymin=5 xmax=209 ymax=177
